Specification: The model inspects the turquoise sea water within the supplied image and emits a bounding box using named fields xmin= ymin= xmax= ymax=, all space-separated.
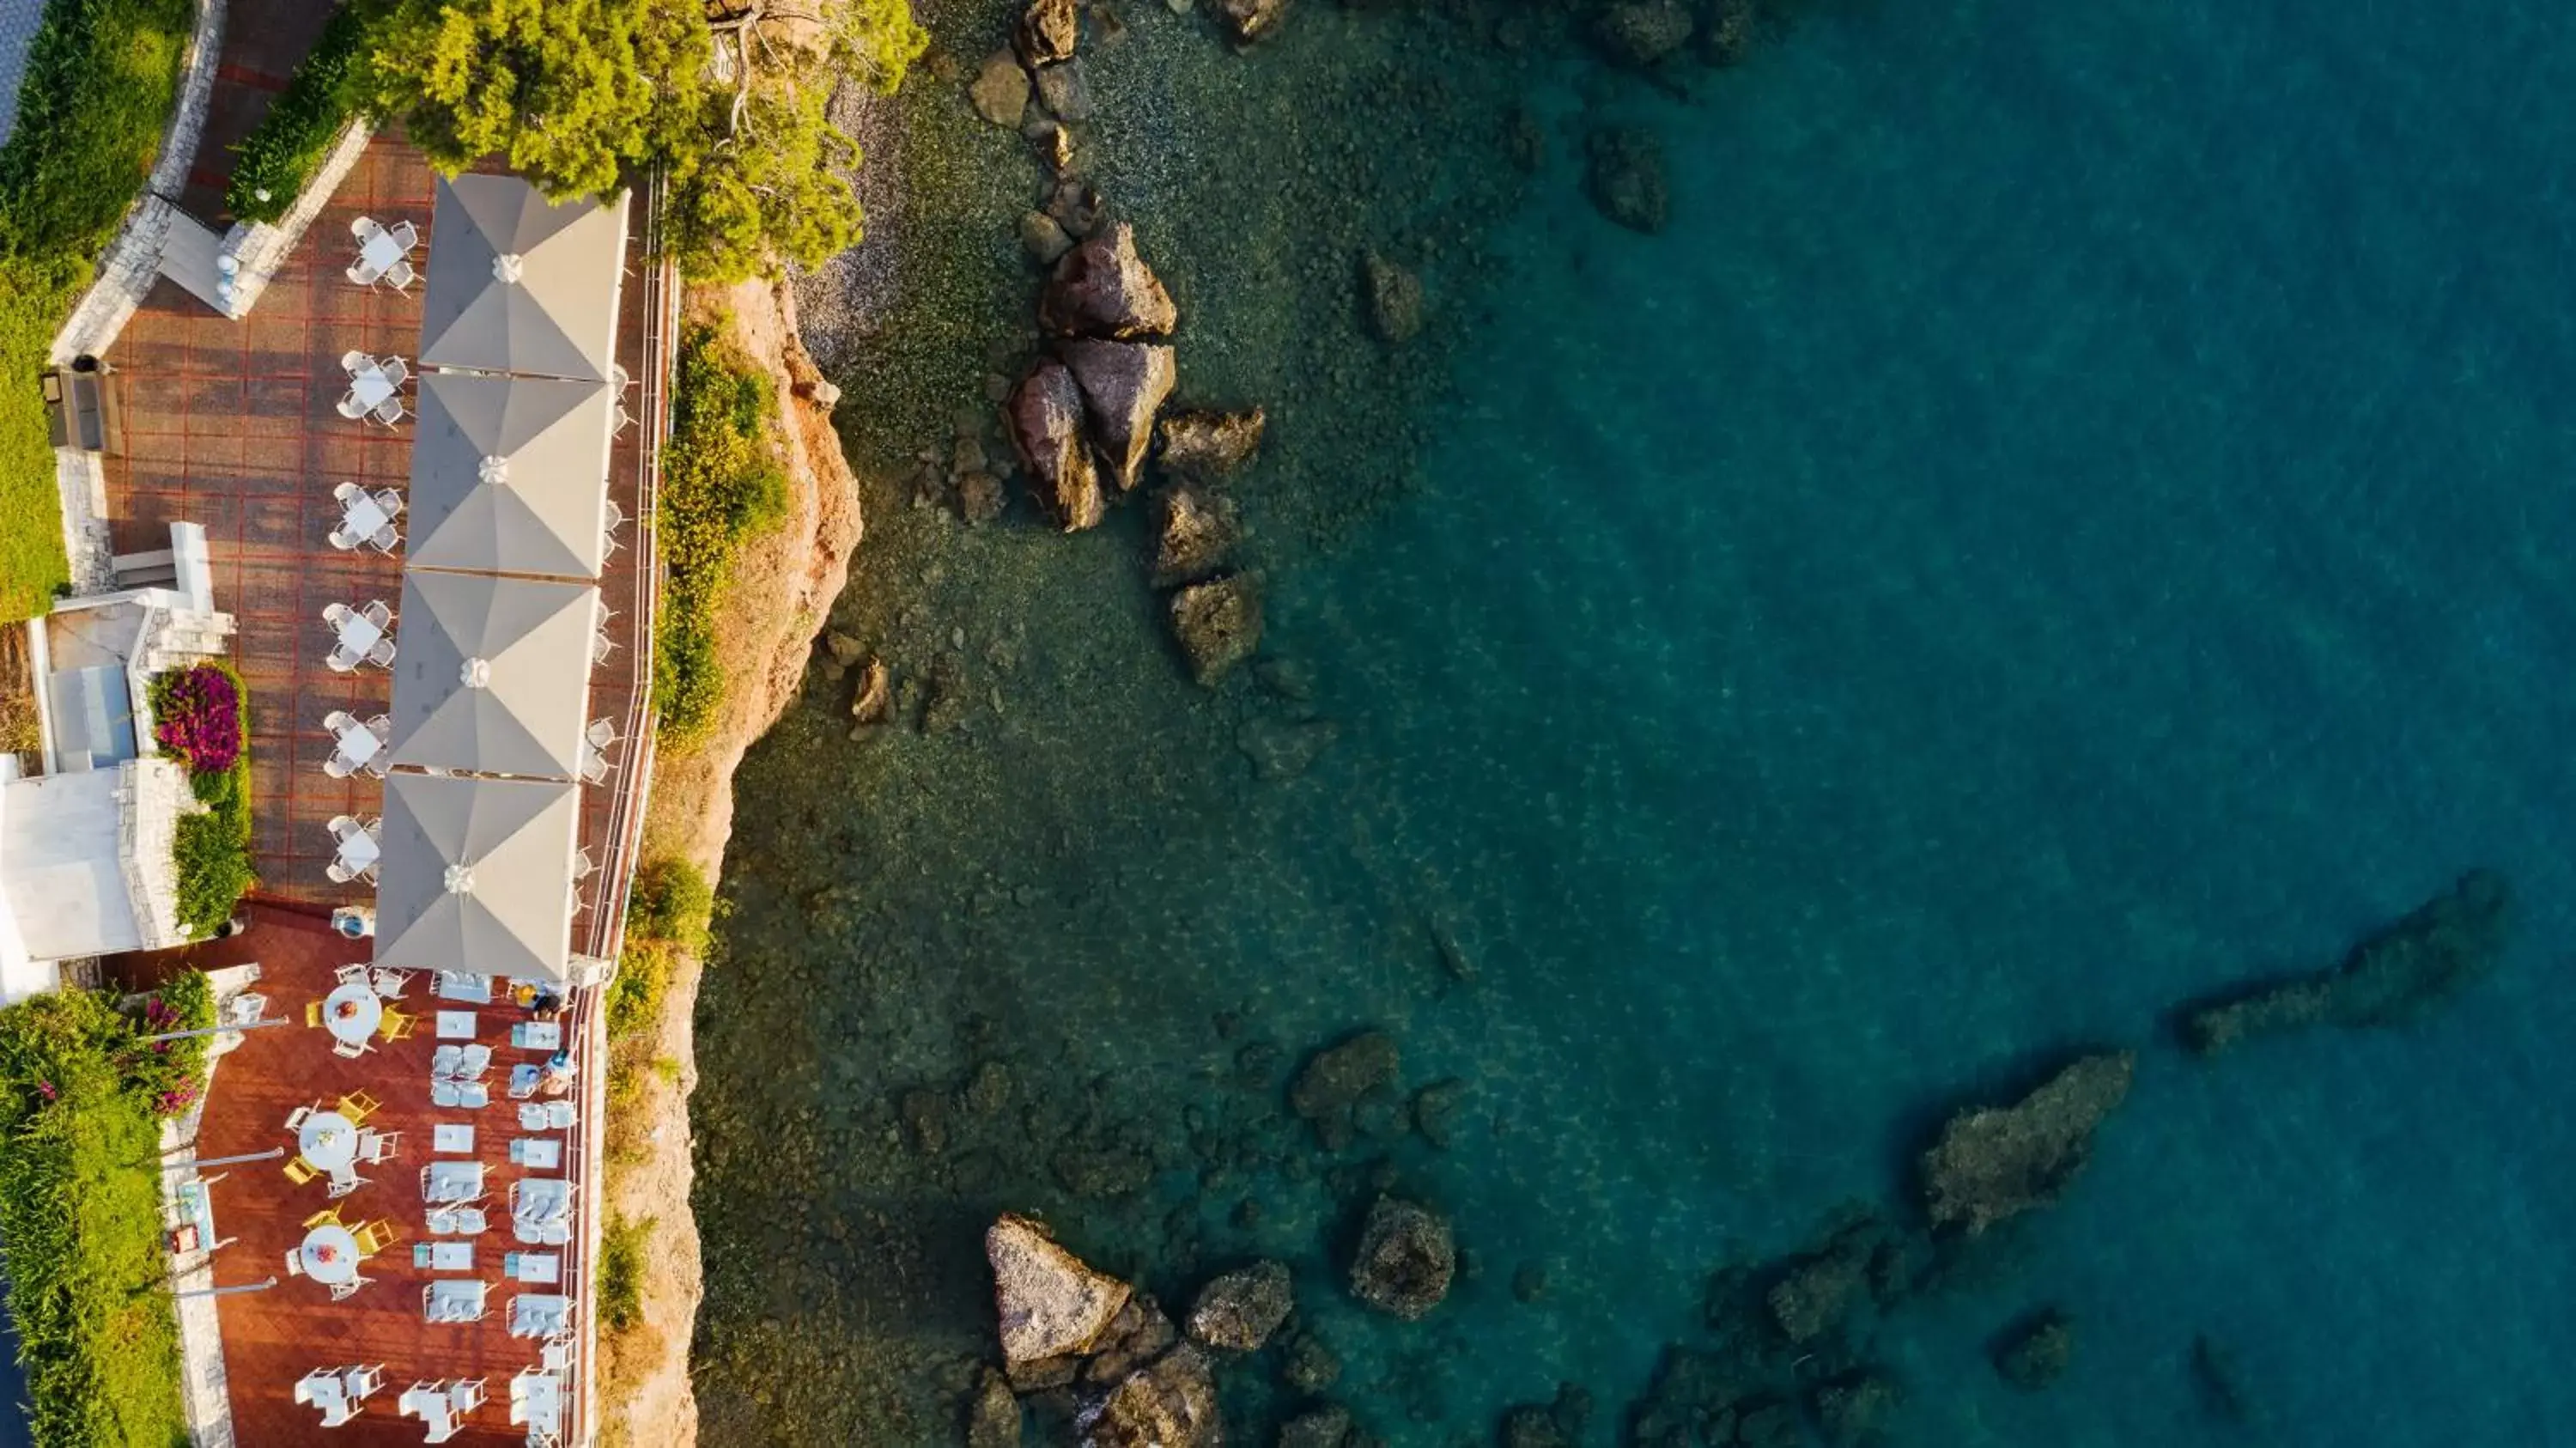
xmin=695 ymin=0 xmax=2576 ymax=1440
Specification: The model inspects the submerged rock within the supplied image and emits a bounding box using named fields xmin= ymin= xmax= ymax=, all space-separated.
xmin=1410 ymin=1078 xmax=1467 ymax=1148
xmin=1993 ymin=1308 xmax=2075 ymax=1390
xmin=1035 ymin=58 xmax=1093 ymax=123
xmin=963 ymin=1366 xmax=1021 ymax=1448
xmin=970 ymin=49 xmax=1032 ymax=127
xmin=1187 ymin=1259 xmax=1294 ymax=1351
xmin=1593 ymin=0 xmax=1693 ymax=66
xmin=1083 ymin=1294 xmax=1179 ymax=1387
xmin=1290 ymin=1031 xmax=1400 ymax=1122
xmin=1348 ymin=1195 xmax=1455 ymax=1319
xmin=1042 ymin=222 xmax=1178 ymax=340
xmin=849 ymin=657 xmax=893 ymax=729
xmin=1280 ymin=1329 xmax=1341 ymax=1392
xmin=987 ymin=1214 xmax=1131 ymax=1365
xmin=1278 ymin=1403 xmax=1352 ymax=1448
xmin=1704 ymin=0 xmax=1755 ymax=64
xmin=1362 ymin=250 xmax=1424 ymax=344
xmin=1060 ymin=338 xmax=1177 ymax=491
xmin=1047 ymin=177 xmax=1110 ymax=240
xmin=1153 ymin=486 xmax=1242 ymax=587
xmin=1585 ymin=127 xmax=1670 ymax=234
xmin=1006 ymin=360 xmax=1106 ymax=532
xmin=1020 ymin=210 xmax=1075 ymax=266
xmin=1079 ymin=1342 xmax=1220 ymax=1448
xmin=1170 ymin=575 xmax=1264 ymax=686
xmin=2182 ymin=870 xmax=2512 ymax=1055
xmin=1919 ymin=1052 xmax=2136 ymax=1235
xmin=1236 ymin=715 xmax=1338 ymax=782
xmin=1767 ymin=1243 xmax=1870 ymax=1345
xmin=1216 ymin=0 xmax=1289 ymax=44
xmin=1018 ymin=0 xmax=1079 ymax=64
xmin=1812 ymin=1371 xmax=1901 ymax=1446
xmin=1158 ymin=407 xmax=1267 ymax=481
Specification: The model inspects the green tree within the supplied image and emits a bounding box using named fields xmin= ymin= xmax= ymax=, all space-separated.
xmin=829 ymin=0 xmax=929 ymax=95
xmin=667 ymin=78 xmax=858 ymax=281
xmin=360 ymin=0 xmax=710 ymax=199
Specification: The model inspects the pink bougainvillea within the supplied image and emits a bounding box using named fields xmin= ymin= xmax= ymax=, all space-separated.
xmin=150 ymin=666 xmax=242 ymax=773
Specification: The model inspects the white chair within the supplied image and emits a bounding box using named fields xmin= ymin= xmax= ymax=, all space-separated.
xmin=323 ymin=709 xmax=356 ymax=735
xmin=612 ymin=404 xmax=634 ymax=437
xmin=283 ymin=1250 xmax=303 ymax=1276
xmin=330 ymin=1276 xmax=369 ymax=1302
xmin=602 ymin=497 xmax=625 ymax=532
xmin=458 ymin=1080 xmax=490 ymax=1109
xmin=578 ymin=749 xmax=609 ymax=786
xmin=344 ymin=262 xmax=378 ymax=287
xmin=544 ymin=1101 xmax=574 ymax=1129
xmin=325 ymin=526 xmax=360 ymax=551
xmin=372 ymin=967 xmax=412 ymax=998
xmin=516 ymin=1103 xmax=547 ymax=1131
xmin=431 ymin=1080 xmax=461 ymax=1108
xmin=284 ymin=1104 xmax=313 ymax=1133
xmin=358 ymin=1130 xmax=398 ymax=1163
xmin=459 ymin=1044 xmax=493 ymax=1075
xmin=340 ymin=350 xmax=369 ymax=374
xmin=585 ymin=718 xmax=618 ymax=750
xmin=331 ymin=1038 xmax=369 ymax=1060
xmin=325 ymin=1171 xmax=367 ymax=1199
xmin=380 ymin=357 xmax=408 ymax=387
xmin=384 ymin=259 xmax=416 ymax=291
xmin=367 ymin=523 xmax=400 ymax=554
xmin=375 ymin=490 xmax=404 ymax=520
xmin=432 ymin=1044 xmax=463 ymax=1078
xmin=323 ymin=753 xmax=355 ymax=781
xmin=351 ymin=216 xmax=382 ymax=242
xmin=322 ymin=601 xmax=352 ymax=628
xmin=335 ymin=962 xmax=370 ymax=987
xmin=332 ymin=481 xmax=362 ymax=505
xmin=325 ymin=860 xmax=357 ymax=885
xmin=591 ymin=632 xmax=613 ymax=666
xmin=361 ymin=600 xmax=392 ymax=629
xmin=387 ymin=220 xmax=419 ymax=252
xmin=451 ymin=1379 xmax=487 ymax=1414
xmin=366 ymin=638 xmax=398 ymax=667
xmin=373 ymin=396 xmax=405 ymax=426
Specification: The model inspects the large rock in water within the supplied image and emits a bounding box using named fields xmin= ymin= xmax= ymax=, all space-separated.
xmin=1157 ymin=407 xmax=1267 ymax=481
xmin=987 ymin=1214 xmax=1132 ymax=1365
xmin=2182 ymin=870 xmax=2513 ymax=1055
xmin=1170 ymin=575 xmax=1263 ymax=686
xmin=1918 ymin=1053 xmax=2135 ymax=1235
xmin=1152 ymin=486 xmax=1241 ymax=587
xmin=1078 ymin=1342 xmax=1220 ymax=1448
xmin=1362 ymin=250 xmax=1423 ymax=344
xmin=1042 ymin=222 xmax=1179 ymax=340
xmin=1006 ymin=360 xmax=1105 ymax=532
xmin=1290 ymin=1031 xmax=1399 ymax=1122
xmin=1017 ymin=0 xmax=1078 ymax=64
xmin=1060 ymin=338 xmax=1176 ymax=491
xmin=1187 ymin=1260 xmax=1293 ymax=1351
xmin=1348 ymin=1196 xmax=1455 ymax=1319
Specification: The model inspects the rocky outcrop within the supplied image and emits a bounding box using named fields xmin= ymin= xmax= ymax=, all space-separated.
xmin=1593 ymin=0 xmax=1693 ymax=66
xmin=1994 ymin=1309 xmax=2074 ymax=1390
xmin=1042 ymin=222 xmax=1179 ymax=340
xmin=1152 ymin=487 xmax=1241 ymax=587
xmin=964 ymin=1366 xmax=1021 ymax=1447
xmin=1812 ymin=1372 xmax=1900 ymax=1446
xmin=1157 ymin=408 xmax=1266 ymax=481
xmin=1060 ymin=338 xmax=1177 ymax=491
xmin=1348 ymin=1196 xmax=1454 ymax=1319
xmin=1170 ymin=575 xmax=1263 ymax=685
xmin=1186 ymin=1260 xmax=1293 ymax=1351
xmin=1279 ymin=1403 xmax=1352 ymax=1448
xmin=2182 ymin=870 xmax=2512 ymax=1056
xmin=971 ymin=50 xmax=1032 ymax=127
xmin=1918 ymin=1052 xmax=2136 ymax=1235
xmin=1216 ymin=0 xmax=1289 ymax=44
xmin=1586 ymin=127 xmax=1670 ymax=234
xmin=1078 ymin=1342 xmax=1220 ymax=1448
xmin=1017 ymin=0 xmax=1079 ymax=64
xmin=987 ymin=1214 xmax=1133 ymax=1366
xmin=1362 ymin=250 xmax=1423 ymax=344
xmin=1007 ymin=360 xmax=1107 ymax=531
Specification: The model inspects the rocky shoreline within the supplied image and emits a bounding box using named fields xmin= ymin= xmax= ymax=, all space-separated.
xmin=598 ymin=277 xmax=866 ymax=1447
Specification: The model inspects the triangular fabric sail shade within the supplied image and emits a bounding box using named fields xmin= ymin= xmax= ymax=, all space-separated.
xmin=407 ymin=373 xmax=614 ymax=579
xmin=386 ymin=569 xmax=600 ymax=780
xmin=418 ymin=173 xmax=630 ymax=383
xmin=371 ymin=773 xmax=580 ymax=982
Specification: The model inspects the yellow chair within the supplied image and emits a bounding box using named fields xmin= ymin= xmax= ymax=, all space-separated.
xmin=301 ymin=1206 xmax=343 ymax=1231
xmin=283 ymin=1156 xmax=317 ymax=1185
xmin=351 ymin=1220 xmax=397 ymax=1256
xmin=380 ymin=1010 xmax=416 ymax=1043
xmin=305 ymin=1001 xmax=322 ymax=1029
xmin=338 ymin=1090 xmax=382 ymax=1124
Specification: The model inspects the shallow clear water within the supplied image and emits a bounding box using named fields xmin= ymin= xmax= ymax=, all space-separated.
xmin=693 ymin=0 xmax=2576 ymax=1440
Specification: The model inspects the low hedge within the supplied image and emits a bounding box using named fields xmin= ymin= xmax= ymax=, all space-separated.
xmin=0 ymin=982 xmax=214 ymax=1446
xmin=653 ymin=325 xmax=789 ymax=751
xmin=222 ymin=3 xmax=374 ymax=224
xmin=150 ymin=663 xmax=253 ymax=939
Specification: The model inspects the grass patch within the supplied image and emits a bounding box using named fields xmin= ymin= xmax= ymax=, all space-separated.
xmin=598 ymin=1215 xmax=651 ymax=1330
xmin=0 ymin=980 xmax=214 ymax=1447
xmin=223 ymin=2 xmax=372 ymax=223
xmin=149 ymin=663 xmax=254 ymax=938
xmin=653 ymin=324 xmax=789 ymax=751
xmin=0 ymin=0 xmax=196 ymax=622
xmin=605 ymin=940 xmax=671 ymax=1044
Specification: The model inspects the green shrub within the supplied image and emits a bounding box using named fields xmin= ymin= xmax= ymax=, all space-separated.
xmin=225 ymin=2 xmax=375 ymax=223
xmin=653 ymin=325 xmax=788 ymax=750
xmin=0 ymin=989 xmax=203 ymax=1445
xmin=155 ymin=663 xmax=254 ymax=940
xmin=598 ymin=1214 xmax=653 ymax=1330
xmin=605 ymin=940 xmax=671 ymax=1043
xmin=626 ymin=855 xmax=714 ymax=952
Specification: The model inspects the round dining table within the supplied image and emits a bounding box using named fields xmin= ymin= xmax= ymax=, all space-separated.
xmin=299 ymin=1224 xmax=361 ymax=1286
xmin=321 ymin=983 xmax=381 ymax=1047
xmin=297 ymin=1110 xmax=361 ymax=1172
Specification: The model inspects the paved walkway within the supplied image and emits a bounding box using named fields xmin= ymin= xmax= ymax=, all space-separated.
xmin=0 ymin=0 xmax=46 ymax=150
